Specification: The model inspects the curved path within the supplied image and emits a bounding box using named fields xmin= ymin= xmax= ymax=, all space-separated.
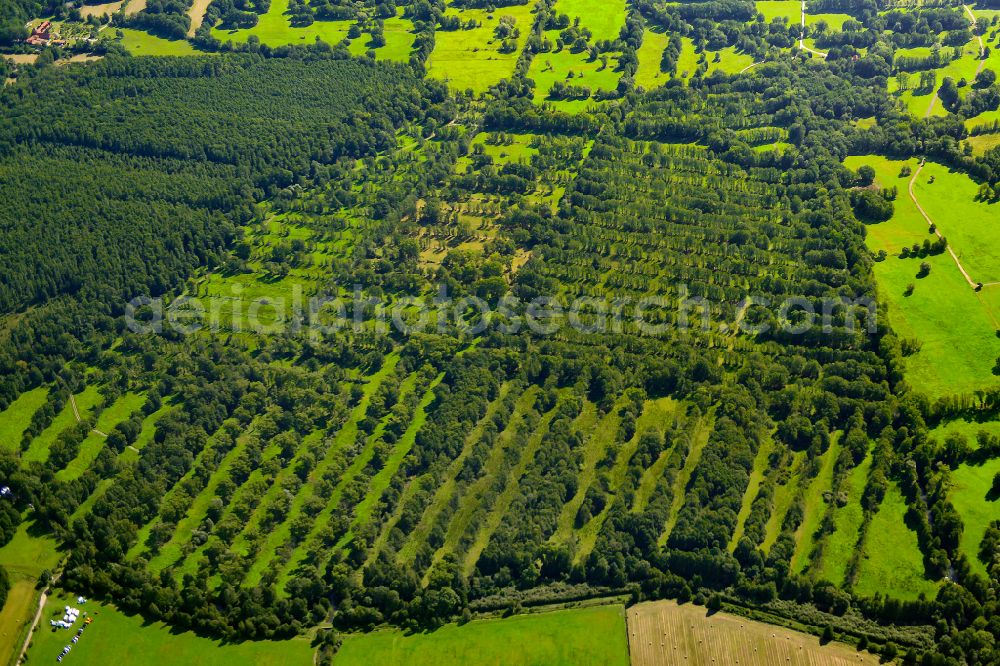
xmin=908 ymin=161 xmax=984 ymax=290
xmin=799 ymin=1 xmax=828 ymax=58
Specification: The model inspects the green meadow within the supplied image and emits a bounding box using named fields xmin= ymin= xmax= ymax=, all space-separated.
xmin=213 ymin=0 xmax=351 ymax=48
xmin=0 ymin=520 xmax=62 ymax=666
xmin=334 ymin=604 xmax=630 ymax=666
xmin=635 ymin=27 xmax=671 ymax=90
xmin=845 ymin=155 xmax=1000 ymax=398
xmin=556 ymin=0 xmax=627 ymax=43
xmin=756 ymin=0 xmax=799 ymax=24
xmin=0 ymin=386 xmax=47 ymax=452
xmin=23 ymin=386 xmax=103 ymax=465
xmin=56 ymin=391 xmax=145 ymax=482
xmin=427 ymin=4 xmax=534 ymax=94
xmin=116 ymin=28 xmax=200 ymax=56
xmin=818 ymin=451 xmax=873 ymax=586
xmin=855 ymin=484 xmax=939 ymax=600
xmin=949 ymin=458 xmax=1000 ymax=577
xmin=27 ymin=592 xmax=313 ymax=665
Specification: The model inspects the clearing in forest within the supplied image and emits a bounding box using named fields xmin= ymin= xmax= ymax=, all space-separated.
xmin=335 ymin=604 xmax=629 ymax=666
xmin=56 ymin=391 xmax=146 ymax=481
xmin=427 ymin=4 xmax=535 ymax=94
xmin=627 ymin=600 xmax=880 ymax=666
xmin=0 ymin=386 xmax=48 ymax=452
xmin=635 ymin=27 xmax=671 ymax=90
xmin=212 ymin=0 xmax=351 ymax=47
xmin=949 ymin=457 xmax=1000 ymax=578
xmin=854 ymin=483 xmax=939 ymax=600
xmin=791 ymin=435 xmax=842 ymax=574
xmin=817 ymin=450 xmax=872 ymax=586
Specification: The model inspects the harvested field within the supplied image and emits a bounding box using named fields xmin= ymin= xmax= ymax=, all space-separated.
xmin=627 ymin=600 xmax=880 ymax=666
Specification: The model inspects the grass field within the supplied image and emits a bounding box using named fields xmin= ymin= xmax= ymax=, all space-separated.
xmin=659 ymin=417 xmax=712 ymax=546
xmin=26 ymin=592 xmax=313 ymax=665
xmin=845 ymin=155 xmax=1000 ymax=398
xmin=756 ymin=0 xmax=799 ymax=24
xmin=0 ymin=386 xmax=48 ymax=452
xmin=854 ymin=483 xmax=939 ymax=600
xmin=817 ymin=451 xmax=872 ymax=585
xmin=966 ymin=132 xmax=1000 ymax=155
xmin=729 ymin=436 xmax=773 ymax=550
xmin=427 ymin=4 xmax=535 ymax=94
xmin=556 ymin=0 xmax=627 ymax=43
xmin=335 ymin=604 xmax=629 ymax=666
xmin=0 ymin=520 xmax=62 ymax=666
xmin=627 ymin=600 xmax=879 ymax=666
xmin=791 ymin=436 xmax=841 ymax=574
xmin=116 ymin=28 xmax=201 ymax=56
xmin=949 ymin=458 xmax=1000 ymax=577
xmin=761 ymin=451 xmax=805 ymax=552
xmin=805 ymin=11 xmax=853 ymax=30
xmin=213 ymin=0 xmax=351 ymax=48
xmin=931 ymin=417 xmax=1000 ymax=447
xmin=527 ymin=46 xmax=622 ymax=110
xmin=23 ymin=386 xmax=103 ymax=465
xmin=635 ymin=28 xmax=671 ymax=91
xmin=889 ymin=37 xmax=984 ymax=117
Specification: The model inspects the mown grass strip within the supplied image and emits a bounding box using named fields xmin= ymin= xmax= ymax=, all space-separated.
xmin=658 ymin=416 xmax=712 ymax=547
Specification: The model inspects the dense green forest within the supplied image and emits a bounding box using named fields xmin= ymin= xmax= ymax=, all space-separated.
xmin=1 ymin=0 xmax=1000 ymax=664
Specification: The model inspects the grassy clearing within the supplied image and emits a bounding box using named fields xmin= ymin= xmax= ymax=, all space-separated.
xmin=791 ymin=436 xmax=842 ymax=574
xmin=855 ymin=484 xmax=939 ymax=600
xmin=0 ymin=386 xmax=48 ymax=452
xmin=949 ymin=458 xmax=1000 ymax=577
xmin=56 ymin=391 xmax=145 ymax=482
xmin=527 ymin=46 xmax=622 ymax=110
xmin=889 ymin=38 xmax=983 ymax=117
xmin=674 ymin=37 xmax=754 ymax=79
xmin=23 ymin=386 xmax=102 ymax=465
xmin=817 ymin=451 xmax=872 ymax=585
xmin=910 ymin=160 xmax=1000 ymax=282
xmin=0 ymin=520 xmax=62 ymax=666
xmin=805 ymin=11 xmax=853 ymax=30
xmin=729 ymin=435 xmax=774 ymax=551
xmin=845 ymin=155 xmax=1000 ymax=398
xmin=213 ymin=0 xmax=350 ymax=47
xmin=115 ymin=28 xmax=200 ymax=56
xmin=635 ymin=27 xmax=671 ymax=91
xmin=931 ymin=417 xmax=1000 ymax=447
xmin=627 ymin=599 xmax=880 ymax=666
xmin=427 ymin=4 xmax=534 ymax=94
xmin=755 ymin=1 xmax=799 ymax=24
xmin=965 ymin=132 xmax=1000 ymax=155
xmin=335 ymin=604 xmax=629 ymax=666
xmin=556 ymin=0 xmax=627 ymax=42
xmin=27 ymin=591 xmax=313 ymax=665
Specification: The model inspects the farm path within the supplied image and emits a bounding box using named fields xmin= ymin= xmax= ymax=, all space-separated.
xmin=17 ymin=572 xmax=61 ymax=666
xmin=908 ymin=161 xmax=984 ymax=290
xmin=799 ymin=1 xmax=828 ymax=58
xmin=68 ymin=392 xmax=109 ymax=439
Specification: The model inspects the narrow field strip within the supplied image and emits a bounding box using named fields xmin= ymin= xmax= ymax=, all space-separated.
xmin=23 ymin=386 xmax=102 ymax=464
xmin=657 ymin=417 xmax=712 ymax=547
xmin=242 ymin=357 xmax=399 ymax=588
xmin=126 ymin=419 xmax=232 ymax=561
xmin=423 ymin=387 xmax=540 ymax=581
xmin=462 ymin=395 xmax=563 ymax=576
xmin=549 ymin=400 xmax=618 ymax=546
xmin=818 ymin=449 xmax=873 ymax=585
xmin=334 ymin=372 xmax=445 ymax=557
xmin=728 ymin=434 xmax=774 ymax=551
xmin=396 ymin=381 xmax=514 ymax=565
xmin=273 ymin=363 xmax=414 ymax=591
xmin=791 ymin=434 xmax=842 ymax=573
xmin=576 ymin=397 xmax=676 ymax=563
xmin=761 ymin=450 xmax=806 ymax=553
xmin=0 ymin=387 xmax=48 ymax=452
xmin=146 ymin=421 xmax=262 ymax=573
xmin=56 ymin=392 xmax=146 ymax=482
xmin=631 ymin=410 xmax=688 ymax=515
